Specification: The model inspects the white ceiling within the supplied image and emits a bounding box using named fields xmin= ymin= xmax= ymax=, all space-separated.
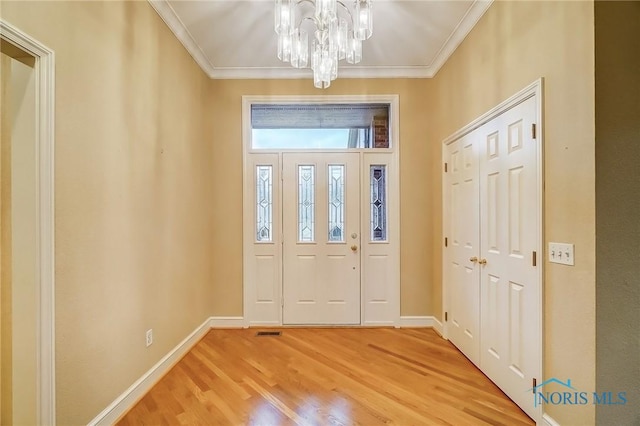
xmin=149 ymin=0 xmax=492 ymax=79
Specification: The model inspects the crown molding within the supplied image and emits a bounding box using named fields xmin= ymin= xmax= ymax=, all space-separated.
xmin=148 ymin=0 xmax=218 ymax=78
xmin=426 ymin=0 xmax=493 ymax=77
xmin=209 ymin=65 xmax=433 ymax=79
xmin=149 ymin=0 xmax=493 ymax=80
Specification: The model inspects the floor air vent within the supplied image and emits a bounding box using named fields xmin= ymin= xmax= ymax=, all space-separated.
xmin=256 ymin=331 xmax=282 ymax=336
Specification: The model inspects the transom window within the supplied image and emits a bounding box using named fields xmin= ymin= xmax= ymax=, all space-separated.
xmin=251 ymin=103 xmax=390 ymax=149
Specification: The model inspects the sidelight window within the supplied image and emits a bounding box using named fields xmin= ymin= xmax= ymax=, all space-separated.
xmin=255 ymin=165 xmax=273 ymax=242
xmin=370 ymin=165 xmax=387 ymax=241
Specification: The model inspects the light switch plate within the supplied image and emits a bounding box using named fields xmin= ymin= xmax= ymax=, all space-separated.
xmin=548 ymin=242 xmax=575 ymax=266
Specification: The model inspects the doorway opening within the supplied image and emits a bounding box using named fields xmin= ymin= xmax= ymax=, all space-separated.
xmin=0 ymin=20 xmax=55 ymax=425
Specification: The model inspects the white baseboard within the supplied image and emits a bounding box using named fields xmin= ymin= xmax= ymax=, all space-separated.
xmin=431 ymin=317 xmax=444 ymax=336
xmin=542 ymin=413 xmax=560 ymax=426
xmin=87 ymin=317 xmax=212 ymax=426
xmin=397 ymin=315 xmax=431 ymax=327
xmin=210 ymin=316 xmax=246 ymax=328
xmin=397 ymin=315 xmax=443 ymax=335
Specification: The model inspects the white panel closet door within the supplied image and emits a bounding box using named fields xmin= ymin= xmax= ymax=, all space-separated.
xmin=282 ymin=153 xmax=360 ymax=324
xmin=479 ymin=96 xmax=540 ymax=419
xmin=444 ymin=130 xmax=481 ymax=365
xmin=444 ymin=92 xmax=541 ymax=421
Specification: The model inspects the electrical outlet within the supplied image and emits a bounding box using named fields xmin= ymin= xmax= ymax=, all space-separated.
xmin=548 ymin=242 xmax=575 ymax=266
xmin=146 ymin=329 xmax=153 ymax=347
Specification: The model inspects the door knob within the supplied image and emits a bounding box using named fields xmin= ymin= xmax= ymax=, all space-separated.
xmin=469 ymin=256 xmax=478 ymax=263
xmin=351 ymin=245 xmax=358 ymax=252
xmin=479 ymin=258 xmax=487 ymax=265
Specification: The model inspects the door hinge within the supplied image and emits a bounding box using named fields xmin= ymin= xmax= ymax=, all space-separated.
xmin=532 ymin=378 xmax=537 ymax=394
xmin=281 ymin=298 xmax=284 ymax=307
xmin=531 ymin=123 xmax=537 ymax=139
xmin=445 ymin=237 xmax=448 ymax=247
xmin=444 ymin=162 xmax=448 ymax=173
xmin=445 ymin=311 xmax=448 ymax=322
xmin=532 ymin=251 xmax=537 ymax=266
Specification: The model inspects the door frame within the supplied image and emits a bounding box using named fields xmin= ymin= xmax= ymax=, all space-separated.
xmin=441 ymin=79 xmax=544 ymax=422
xmin=242 ymin=95 xmax=400 ymax=327
xmin=0 ymin=20 xmax=56 ymax=425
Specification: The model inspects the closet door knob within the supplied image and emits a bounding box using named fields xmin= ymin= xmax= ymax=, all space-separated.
xmin=479 ymin=258 xmax=487 ymax=265
xmin=469 ymin=257 xmax=478 ymax=263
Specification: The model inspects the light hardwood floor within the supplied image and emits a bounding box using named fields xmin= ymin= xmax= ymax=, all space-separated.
xmin=117 ymin=328 xmax=534 ymax=425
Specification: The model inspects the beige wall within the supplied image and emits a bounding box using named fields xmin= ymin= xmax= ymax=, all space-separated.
xmin=425 ymin=1 xmax=596 ymax=424
xmin=1 ymin=1 xmax=215 ymax=424
xmin=208 ymin=78 xmax=432 ymax=317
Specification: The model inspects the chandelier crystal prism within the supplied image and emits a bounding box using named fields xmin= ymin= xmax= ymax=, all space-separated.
xmin=274 ymin=0 xmax=373 ymax=89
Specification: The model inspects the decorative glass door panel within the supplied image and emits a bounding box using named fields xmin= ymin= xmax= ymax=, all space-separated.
xmin=282 ymin=153 xmax=360 ymax=324
xmin=328 ymin=165 xmax=345 ymax=242
xmin=298 ymin=165 xmax=315 ymax=242
xmin=370 ymin=165 xmax=387 ymax=242
xmin=256 ymin=165 xmax=273 ymax=242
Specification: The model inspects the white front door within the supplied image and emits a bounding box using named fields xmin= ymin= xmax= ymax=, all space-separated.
xmin=282 ymin=153 xmax=361 ymax=324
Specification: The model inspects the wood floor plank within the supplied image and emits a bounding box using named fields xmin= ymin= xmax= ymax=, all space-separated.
xmin=117 ymin=328 xmax=534 ymax=426
xmin=281 ymin=332 xmax=454 ymax=424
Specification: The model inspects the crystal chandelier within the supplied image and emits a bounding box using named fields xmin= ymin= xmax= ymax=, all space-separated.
xmin=274 ymin=0 xmax=373 ymax=89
